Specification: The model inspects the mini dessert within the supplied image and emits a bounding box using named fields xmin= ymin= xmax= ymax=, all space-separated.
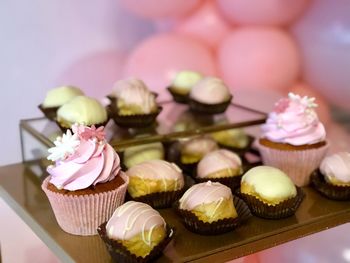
xmin=98 ymin=201 xmax=173 ymax=261
xmin=39 ymin=85 xmax=84 ymax=120
xmin=195 ymin=149 xmax=243 ymax=189
xmin=211 ymin=128 xmax=252 ymax=153
xmin=56 ymin=95 xmax=108 ymax=130
xmin=240 ymin=166 xmax=303 ymax=219
xmin=188 ymin=77 xmax=232 ymax=114
xmin=126 ymin=160 xmax=184 ymax=208
xmin=311 ymin=152 xmax=350 ymax=200
xmin=257 ymin=93 xmax=329 ymax=186
xmin=167 ymin=70 xmax=202 ymax=103
xmin=180 ymin=136 xmax=219 ymax=165
xmin=320 ymin=152 xmax=350 ymax=186
xmin=179 ymin=181 xmax=237 ymax=222
xmin=41 ymin=125 xmax=128 ymax=235
xmin=176 ymin=181 xmax=250 ymax=234
xmin=123 ymin=142 xmax=164 ymax=169
xmin=109 ymin=78 xmax=161 ymax=127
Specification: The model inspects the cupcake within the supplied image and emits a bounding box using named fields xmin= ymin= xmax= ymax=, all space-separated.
xmin=109 ymin=78 xmax=161 ymax=127
xmin=210 ymin=128 xmax=252 ymax=154
xmin=240 ymin=166 xmax=304 ymax=219
xmin=179 ymin=136 xmax=219 ymax=172
xmin=257 ymin=92 xmax=329 ymax=186
xmin=126 ymin=160 xmax=185 ymax=208
xmin=195 ymin=149 xmax=243 ymax=190
xmin=56 ymin=95 xmax=108 ymax=131
xmin=311 ymin=152 xmax=350 ymax=200
xmin=39 ymin=85 xmax=84 ymax=120
xmin=188 ymin=77 xmax=232 ymax=114
xmin=167 ymin=70 xmax=202 ymax=103
xmin=98 ymin=201 xmax=173 ymax=262
xmin=123 ymin=142 xmax=164 ymax=169
xmin=41 ymin=124 xmax=128 ymax=235
xmin=176 ymin=181 xmax=251 ymax=234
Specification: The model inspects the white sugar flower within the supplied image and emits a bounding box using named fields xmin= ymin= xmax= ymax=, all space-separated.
xmin=288 ymin=92 xmax=318 ymax=108
xmin=47 ymin=130 xmax=80 ymax=162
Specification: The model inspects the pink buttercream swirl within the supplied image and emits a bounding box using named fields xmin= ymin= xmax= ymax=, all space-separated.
xmin=261 ymin=93 xmax=326 ymax=146
xmin=47 ymin=125 xmax=121 ymax=191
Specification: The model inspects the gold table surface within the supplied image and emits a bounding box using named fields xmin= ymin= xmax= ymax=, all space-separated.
xmin=1 ymin=162 xmax=350 ymax=263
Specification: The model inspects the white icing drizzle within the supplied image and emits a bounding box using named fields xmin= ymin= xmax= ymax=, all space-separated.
xmin=179 ymin=181 xmax=232 ymax=210
xmin=106 ymin=201 xmax=166 ymax=245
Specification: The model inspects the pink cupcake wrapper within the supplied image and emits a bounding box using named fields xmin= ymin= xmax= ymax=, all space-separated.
xmin=42 ymin=172 xmax=129 ymax=236
xmin=257 ymin=141 xmax=329 ymax=187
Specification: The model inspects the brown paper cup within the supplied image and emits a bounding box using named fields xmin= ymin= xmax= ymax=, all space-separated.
xmin=193 ymin=174 xmax=242 ymax=191
xmin=257 ymin=140 xmax=329 ymax=186
xmin=188 ymin=95 xmax=232 ymax=114
xmin=129 ymin=188 xmax=185 ymax=209
xmin=108 ymin=105 xmax=162 ymax=128
xmin=167 ymin=86 xmax=189 ymax=104
xmin=41 ymin=172 xmax=129 ymax=236
xmin=54 ymin=118 xmax=110 ymax=133
xmin=238 ymin=187 xmax=304 ymax=219
xmin=311 ymin=170 xmax=350 ymax=201
xmin=174 ymin=195 xmax=251 ymax=235
xmin=98 ymin=223 xmax=174 ymax=263
xmin=38 ymin=104 xmax=59 ymax=121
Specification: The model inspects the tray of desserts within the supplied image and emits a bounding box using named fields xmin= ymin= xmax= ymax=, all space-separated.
xmin=15 ymin=73 xmax=350 ymax=262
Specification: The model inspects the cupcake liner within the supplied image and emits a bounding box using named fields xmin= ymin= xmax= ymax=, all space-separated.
xmin=167 ymin=87 xmax=188 ymax=104
xmin=174 ymin=195 xmax=251 ymax=235
xmin=193 ymin=174 xmax=242 ymax=191
xmin=38 ymin=104 xmax=59 ymax=121
xmin=257 ymin=140 xmax=329 ymax=187
xmin=128 ymin=188 xmax=185 ymax=209
xmin=54 ymin=118 xmax=110 ymax=133
xmin=188 ymin=95 xmax=232 ymax=114
xmin=41 ymin=172 xmax=129 ymax=236
xmin=108 ymin=105 xmax=162 ymax=128
xmin=237 ymin=187 xmax=304 ymax=219
xmin=98 ymin=223 xmax=174 ymax=263
xmin=311 ymin=170 xmax=350 ymax=201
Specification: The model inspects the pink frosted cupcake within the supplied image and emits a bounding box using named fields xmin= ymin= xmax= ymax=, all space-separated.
xmin=257 ymin=93 xmax=329 ymax=186
xmin=42 ymin=124 xmax=128 ymax=236
xmin=194 ymin=149 xmax=243 ymax=190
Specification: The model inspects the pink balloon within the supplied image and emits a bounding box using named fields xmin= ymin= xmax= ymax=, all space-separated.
xmin=124 ymin=33 xmax=217 ymax=96
xmin=216 ymin=0 xmax=310 ymax=26
xmin=289 ymin=83 xmax=331 ymax=125
xmin=292 ymin=0 xmax=350 ymax=110
xmin=175 ymin=0 xmax=232 ymax=48
xmin=217 ymin=27 xmax=300 ymax=92
xmin=120 ymin=0 xmax=201 ymax=19
xmin=57 ymin=50 xmax=127 ymax=99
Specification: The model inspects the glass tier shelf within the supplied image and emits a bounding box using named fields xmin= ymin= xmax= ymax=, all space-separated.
xmin=5 ymin=100 xmax=350 ymax=262
xmin=1 ymin=162 xmax=350 ymax=263
xmin=20 ymin=100 xmax=267 ymax=162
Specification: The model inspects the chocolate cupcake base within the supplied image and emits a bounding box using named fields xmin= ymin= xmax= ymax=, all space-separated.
xmin=129 ymin=188 xmax=185 ymax=209
xmin=174 ymin=195 xmax=251 ymax=235
xmin=237 ymin=187 xmax=304 ymax=219
xmin=188 ymin=95 xmax=232 ymax=114
xmin=311 ymin=170 xmax=350 ymax=201
xmin=98 ymin=223 xmax=174 ymax=263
